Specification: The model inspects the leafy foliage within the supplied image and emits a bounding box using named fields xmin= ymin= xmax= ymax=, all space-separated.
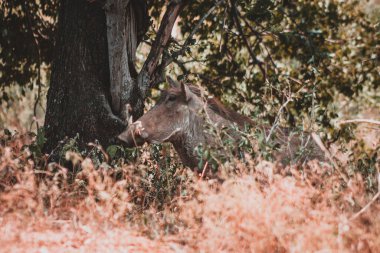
xmin=0 ymin=0 xmax=57 ymax=101
xmin=2 ymin=0 xmax=378 ymax=127
xmin=172 ymin=0 xmax=379 ymax=130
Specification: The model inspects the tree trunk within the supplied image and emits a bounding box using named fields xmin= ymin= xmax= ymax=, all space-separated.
xmin=43 ymin=0 xmax=147 ymax=154
xmin=43 ymin=0 xmax=181 ymax=157
xmin=105 ymin=0 xmax=148 ymax=120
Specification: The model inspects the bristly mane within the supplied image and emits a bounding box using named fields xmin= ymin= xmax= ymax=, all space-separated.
xmin=187 ymin=85 xmax=255 ymax=128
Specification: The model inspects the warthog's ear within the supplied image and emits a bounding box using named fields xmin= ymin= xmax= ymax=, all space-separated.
xmin=166 ymin=76 xmax=179 ymax=88
xmin=180 ymin=82 xmax=191 ymax=102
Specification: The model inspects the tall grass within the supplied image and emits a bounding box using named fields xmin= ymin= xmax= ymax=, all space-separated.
xmin=1 ymin=126 xmax=380 ymax=252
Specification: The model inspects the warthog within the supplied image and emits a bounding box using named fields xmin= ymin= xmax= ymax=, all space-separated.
xmin=118 ymin=78 xmax=325 ymax=169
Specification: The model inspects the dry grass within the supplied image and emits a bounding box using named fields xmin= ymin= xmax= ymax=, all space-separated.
xmin=1 ymin=127 xmax=380 ymax=252
xmin=177 ymin=169 xmax=380 ymax=252
xmin=1 ymin=84 xmax=379 ymax=252
xmin=1 ymin=221 xmax=178 ymax=253
xmin=0 ymin=134 xmax=182 ymax=252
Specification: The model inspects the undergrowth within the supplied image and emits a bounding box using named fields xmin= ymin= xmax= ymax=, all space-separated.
xmin=0 ymin=123 xmax=379 ymax=252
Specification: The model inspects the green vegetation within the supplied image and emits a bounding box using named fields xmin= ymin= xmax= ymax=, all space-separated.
xmin=0 ymin=0 xmax=379 ymax=251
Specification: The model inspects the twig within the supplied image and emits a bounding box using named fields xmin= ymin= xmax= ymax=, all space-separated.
xmin=138 ymin=0 xmax=186 ymax=96
xmin=167 ymin=0 xmax=226 ymax=65
xmin=231 ymin=2 xmax=266 ymax=81
xmin=172 ymin=58 xmax=187 ymax=74
xmin=339 ymin=119 xmax=380 ymax=126
xmin=311 ymin=132 xmax=348 ymax=183
xmin=350 ymin=192 xmax=380 ymax=221
xmin=265 ymin=97 xmax=293 ymax=143
xmin=197 ymin=73 xmax=222 ymax=86
xmin=237 ymin=12 xmax=262 ymax=38
xmin=262 ymin=43 xmax=278 ymax=73
xmin=149 ymin=0 xmax=226 ymax=88
xmin=350 ymin=173 xmax=380 ymax=221
xmin=87 ymin=142 xmax=109 ymax=163
xmin=200 ymin=161 xmax=209 ymax=180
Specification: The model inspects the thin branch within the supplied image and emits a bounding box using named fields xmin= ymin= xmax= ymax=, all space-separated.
xmin=197 ymin=73 xmax=222 ymax=86
xmin=200 ymin=161 xmax=209 ymax=180
xmin=88 ymin=142 xmax=110 ymax=163
xmin=339 ymin=119 xmax=380 ymax=126
xmin=231 ymin=2 xmax=266 ymax=81
xmin=166 ymin=0 xmax=226 ymax=66
xmin=149 ymin=0 xmax=226 ymax=88
xmin=262 ymin=43 xmax=278 ymax=72
xmin=351 ymin=192 xmax=380 ymax=221
xmin=265 ymin=97 xmax=293 ymax=143
xmin=235 ymin=9 xmax=262 ymax=38
xmin=139 ymin=1 xmax=185 ymax=87
xmin=310 ymin=132 xmax=348 ymax=183
xmin=171 ymin=57 xmax=187 ymax=74
xmin=350 ymin=173 xmax=380 ymax=221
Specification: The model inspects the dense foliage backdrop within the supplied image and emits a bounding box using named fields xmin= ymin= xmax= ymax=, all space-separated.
xmin=1 ymin=0 xmax=378 ymax=132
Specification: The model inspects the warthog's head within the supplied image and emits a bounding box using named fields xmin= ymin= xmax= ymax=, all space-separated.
xmin=118 ymin=78 xmax=203 ymax=147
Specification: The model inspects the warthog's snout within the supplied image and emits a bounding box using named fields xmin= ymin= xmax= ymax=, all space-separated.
xmin=118 ymin=121 xmax=149 ymax=147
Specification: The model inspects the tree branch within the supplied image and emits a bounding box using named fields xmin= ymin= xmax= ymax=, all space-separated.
xmin=350 ymin=172 xmax=380 ymax=221
xmin=339 ymin=119 xmax=380 ymax=126
xmin=138 ymin=0 xmax=185 ymax=98
xmin=231 ymin=3 xmax=266 ymax=82
xmin=105 ymin=0 xmax=149 ymax=119
xmin=166 ymin=0 xmax=226 ymax=66
xmin=147 ymin=0 xmax=226 ymax=89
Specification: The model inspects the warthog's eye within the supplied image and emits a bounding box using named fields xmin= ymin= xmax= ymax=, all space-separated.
xmin=167 ymin=94 xmax=177 ymax=102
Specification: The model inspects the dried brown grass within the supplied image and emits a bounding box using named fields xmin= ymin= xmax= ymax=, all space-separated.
xmin=1 ymin=131 xmax=380 ymax=252
xmin=177 ymin=167 xmax=380 ymax=252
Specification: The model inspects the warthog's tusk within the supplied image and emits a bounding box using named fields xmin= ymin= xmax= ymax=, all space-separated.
xmin=132 ymin=121 xmax=144 ymax=136
xmin=134 ymin=127 xmax=145 ymax=136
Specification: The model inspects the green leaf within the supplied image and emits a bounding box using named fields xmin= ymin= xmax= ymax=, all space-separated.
xmin=36 ymin=128 xmax=47 ymax=148
xmin=106 ymin=145 xmax=119 ymax=160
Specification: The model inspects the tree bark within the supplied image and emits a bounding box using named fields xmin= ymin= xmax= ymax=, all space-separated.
xmin=43 ymin=0 xmax=143 ymax=154
xmin=105 ymin=0 xmax=148 ymax=120
xmin=137 ymin=1 xmax=185 ymax=101
xmin=43 ymin=0 xmax=181 ymax=156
